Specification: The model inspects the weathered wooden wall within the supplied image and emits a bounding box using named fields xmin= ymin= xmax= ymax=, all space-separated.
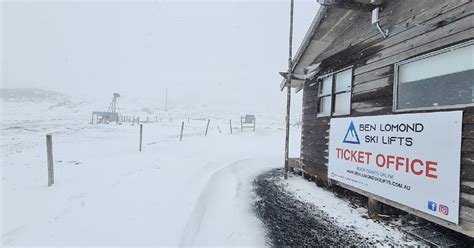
xmin=300 ymin=0 xmax=474 ymax=235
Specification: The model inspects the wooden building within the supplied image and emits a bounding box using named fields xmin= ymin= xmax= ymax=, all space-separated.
xmin=285 ymin=0 xmax=474 ymax=237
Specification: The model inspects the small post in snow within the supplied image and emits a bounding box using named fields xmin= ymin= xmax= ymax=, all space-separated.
xmin=205 ymin=119 xmax=210 ymax=136
xmin=139 ymin=124 xmax=143 ymax=152
xmin=368 ymin=197 xmax=380 ymax=219
xmin=180 ymin=121 xmax=184 ymax=142
xmin=229 ymin=119 xmax=233 ymax=134
xmin=46 ymin=134 xmax=54 ymax=187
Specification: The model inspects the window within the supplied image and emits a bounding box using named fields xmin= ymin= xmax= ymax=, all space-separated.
xmin=317 ymin=68 xmax=353 ymax=116
xmin=318 ymin=75 xmax=332 ymax=116
xmin=395 ymin=41 xmax=474 ymax=111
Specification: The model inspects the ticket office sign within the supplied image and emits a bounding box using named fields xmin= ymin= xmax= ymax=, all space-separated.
xmin=328 ymin=111 xmax=462 ymax=223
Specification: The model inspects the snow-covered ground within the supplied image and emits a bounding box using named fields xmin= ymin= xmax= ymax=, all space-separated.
xmin=1 ymin=95 xmax=418 ymax=246
xmin=1 ymin=97 xmax=300 ymax=246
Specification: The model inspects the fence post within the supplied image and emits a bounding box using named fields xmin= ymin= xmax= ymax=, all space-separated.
xmin=205 ymin=119 xmax=210 ymax=136
xmin=46 ymin=134 xmax=54 ymax=186
xmin=156 ymin=116 xmax=158 ymax=123
xmin=180 ymin=122 xmax=184 ymax=141
xmin=139 ymin=124 xmax=143 ymax=152
xmin=229 ymin=119 xmax=233 ymax=134
xmin=241 ymin=117 xmax=243 ymax=132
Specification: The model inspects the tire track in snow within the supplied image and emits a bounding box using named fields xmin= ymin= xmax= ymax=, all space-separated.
xmin=179 ymin=158 xmax=271 ymax=247
xmin=179 ymin=159 xmax=251 ymax=246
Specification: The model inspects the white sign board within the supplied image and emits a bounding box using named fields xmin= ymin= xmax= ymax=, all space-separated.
xmin=328 ymin=111 xmax=462 ymax=224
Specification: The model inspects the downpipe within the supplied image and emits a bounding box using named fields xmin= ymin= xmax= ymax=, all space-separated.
xmin=372 ymin=6 xmax=389 ymax=38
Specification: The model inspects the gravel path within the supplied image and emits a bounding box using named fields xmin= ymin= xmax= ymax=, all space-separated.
xmin=253 ymin=168 xmax=371 ymax=246
xmin=253 ymin=168 xmax=474 ymax=247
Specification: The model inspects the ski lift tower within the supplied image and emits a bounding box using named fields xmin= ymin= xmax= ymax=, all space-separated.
xmin=91 ymin=93 xmax=121 ymax=124
xmin=108 ymin=93 xmax=120 ymax=114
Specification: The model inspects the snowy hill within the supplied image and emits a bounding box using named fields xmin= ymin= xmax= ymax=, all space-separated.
xmin=0 ymin=88 xmax=66 ymax=103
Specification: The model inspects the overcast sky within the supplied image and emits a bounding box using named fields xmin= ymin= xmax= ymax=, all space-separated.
xmin=1 ymin=1 xmax=319 ymax=115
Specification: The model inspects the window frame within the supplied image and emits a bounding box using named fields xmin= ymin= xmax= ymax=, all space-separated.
xmin=317 ymin=74 xmax=333 ymax=117
xmin=393 ymin=40 xmax=474 ymax=112
xmin=317 ymin=66 xmax=353 ymax=117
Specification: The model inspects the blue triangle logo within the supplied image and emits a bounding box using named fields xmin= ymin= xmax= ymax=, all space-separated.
xmin=343 ymin=121 xmax=360 ymax=144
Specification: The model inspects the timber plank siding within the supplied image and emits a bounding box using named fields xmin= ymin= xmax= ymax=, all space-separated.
xmin=297 ymin=0 xmax=474 ymax=237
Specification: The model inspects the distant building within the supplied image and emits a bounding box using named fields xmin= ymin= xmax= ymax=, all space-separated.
xmin=91 ymin=93 xmax=121 ymax=124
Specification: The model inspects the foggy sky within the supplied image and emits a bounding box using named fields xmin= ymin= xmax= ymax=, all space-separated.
xmin=1 ymin=1 xmax=319 ymax=115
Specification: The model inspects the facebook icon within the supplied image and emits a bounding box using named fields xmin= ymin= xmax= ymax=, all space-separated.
xmin=428 ymin=201 xmax=437 ymax=211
